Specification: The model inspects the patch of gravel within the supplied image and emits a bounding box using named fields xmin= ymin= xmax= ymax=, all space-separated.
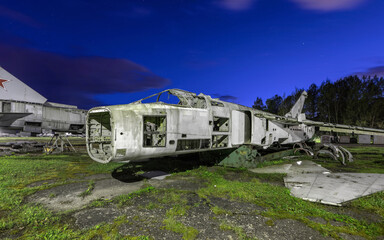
xmin=74 ymin=207 xmax=121 ymax=229
xmin=26 ymin=181 xmax=89 ymax=211
xmin=178 ymin=200 xmax=238 ymax=240
xmin=118 ymin=205 xmax=180 ymax=239
xmin=26 ymin=177 xmax=145 ymax=211
xmin=217 ymin=214 xmax=333 ymax=240
xmin=338 ymin=233 xmax=368 ymax=240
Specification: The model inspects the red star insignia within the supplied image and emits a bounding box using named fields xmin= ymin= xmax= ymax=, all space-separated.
xmin=0 ymin=79 xmax=9 ymax=90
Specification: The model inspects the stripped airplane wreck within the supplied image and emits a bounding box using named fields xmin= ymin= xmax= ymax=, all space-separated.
xmin=86 ymin=89 xmax=384 ymax=165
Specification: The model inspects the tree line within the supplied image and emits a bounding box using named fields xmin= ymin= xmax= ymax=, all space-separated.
xmin=252 ymin=75 xmax=384 ymax=129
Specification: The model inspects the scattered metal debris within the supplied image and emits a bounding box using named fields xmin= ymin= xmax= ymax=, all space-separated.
xmin=0 ymin=141 xmax=44 ymax=155
xmin=251 ymin=160 xmax=384 ymax=206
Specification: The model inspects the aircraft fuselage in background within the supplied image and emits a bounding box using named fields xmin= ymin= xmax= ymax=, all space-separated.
xmin=0 ymin=66 xmax=86 ymax=136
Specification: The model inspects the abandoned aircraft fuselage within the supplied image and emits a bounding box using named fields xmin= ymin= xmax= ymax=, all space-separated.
xmin=86 ymin=89 xmax=316 ymax=163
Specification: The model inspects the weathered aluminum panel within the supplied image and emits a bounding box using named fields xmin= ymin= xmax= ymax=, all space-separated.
xmin=13 ymin=102 xmax=26 ymax=112
xmin=319 ymin=126 xmax=384 ymax=136
xmin=251 ymin=116 xmax=265 ymax=145
xmin=340 ymin=136 xmax=350 ymax=143
xmin=358 ymin=135 xmax=371 ymax=144
xmin=231 ymin=110 xmax=245 ymax=145
xmin=25 ymin=104 xmax=43 ymax=119
xmin=177 ymin=108 xmax=210 ymax=138
xmin=374 ymin=135 xmax=384 ymax=145
xmin=252 ymin=160 xmax=384 ymax=206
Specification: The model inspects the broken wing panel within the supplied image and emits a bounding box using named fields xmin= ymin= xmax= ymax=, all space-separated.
xmin=302 ymin=120 xmax=384 ymax=136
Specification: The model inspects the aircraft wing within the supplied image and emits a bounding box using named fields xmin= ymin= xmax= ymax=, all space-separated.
xmin=0 ymin=113 xmax=32 ymax=127
xmin=254 ymin=111 xmax=384 ymax=136
xmin=302 ymin=119 xmax=384 ymax=136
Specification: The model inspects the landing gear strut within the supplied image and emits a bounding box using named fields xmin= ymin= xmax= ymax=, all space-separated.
xmin=292 ymin=142 xmax=353 ymax=165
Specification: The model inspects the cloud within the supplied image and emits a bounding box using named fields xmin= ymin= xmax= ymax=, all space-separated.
xmin=212 ymin=94 xmax=238 ymax=102
xmin=289 ymin=0 xmax=368 ymax=11
xmin=215 ymin=0 xmax=255 ymax=11
xmin=0 ymin=5 xmax=41 ymax=27
xmin=0 ymin=43 xmax=169 ymax=109
xmin=354 ymin=65 xmax=384 ymax=77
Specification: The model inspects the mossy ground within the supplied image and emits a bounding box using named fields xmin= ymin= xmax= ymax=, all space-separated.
xmin=0 ymin=143 xmax=383 ymax=239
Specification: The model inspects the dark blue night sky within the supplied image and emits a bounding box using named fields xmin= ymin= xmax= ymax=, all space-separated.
xmin=1 ymin=0 xmax=384 ymax=109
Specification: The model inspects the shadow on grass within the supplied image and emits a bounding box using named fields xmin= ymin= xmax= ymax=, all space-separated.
xmin=111 ymin=151 xmax=234 ymax=183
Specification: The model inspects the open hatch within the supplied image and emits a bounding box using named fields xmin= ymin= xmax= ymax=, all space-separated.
xmin=87 ymin=109 xmax=113 ymax=163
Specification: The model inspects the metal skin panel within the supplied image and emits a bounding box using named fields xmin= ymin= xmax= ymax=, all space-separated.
xmin=340 ymin=136 xmax=350 ymax=143
xmin=251 ymin=116 xmax=265 ymax=145
xmin=358 ymin=135 xmax=371 ymax=144
xmin=231 ymin=110 xmax=245 ymax=145
xmin=177 ymin=108 xmax=210 ymax=138
xmin=374 ymin=135 xmax=384 ymax=145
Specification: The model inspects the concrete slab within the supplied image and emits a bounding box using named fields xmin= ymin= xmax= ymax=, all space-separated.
xmin=250 ymin=160 xmax=384 ymax=206
xmin=285 ymin=173 xmax=384 ymax=206
xmin=27 ymin=174 xmax=170 ymax=211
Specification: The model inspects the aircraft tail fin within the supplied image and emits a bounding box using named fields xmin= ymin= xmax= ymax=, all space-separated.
xmin=0 ymin=66 xmax=47 ymax=104
xmin=285 ymin=91 xmax=307 ymax=119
